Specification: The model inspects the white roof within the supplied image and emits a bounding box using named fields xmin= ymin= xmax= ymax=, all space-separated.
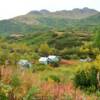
xmin=39 ymin=57 xmax=48 ymax=62
xmin=48 ymin=55 xmax=57 ymax=59
xmin=39 ymin=55 xmax=59 ymax=64
xmin=18 ymin=59 xmax=32 ymax=67
xmin=18 ymin=59 xmax=29 ymax=63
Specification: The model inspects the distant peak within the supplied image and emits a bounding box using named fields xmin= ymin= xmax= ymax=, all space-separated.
xmin=27 ymin=10 xmax=41 ymax=15
xmin=27 ymin=7 xmax=99 ymax=16
xmin=83 ymin=7 xmax=98 ymax=12
xmin=72 ymin=8 xmax=81 ymax=11
xmin=27 ymin=9 xmax=50 ymax=15
xmin=83 ymin=7 xmax=90 ymax=10
xmin=40 ymin=9 xmax=50 ymax=13
xmin=72 ymin=7 xmax=98 ymax=12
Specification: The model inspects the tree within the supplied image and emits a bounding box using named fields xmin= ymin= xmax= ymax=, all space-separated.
xmin=38 ymin=43 xmax=51 ymax=56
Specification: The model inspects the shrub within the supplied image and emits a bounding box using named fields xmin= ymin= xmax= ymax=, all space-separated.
xmin=49 ymin=75 xmax=60 ymax=83
xmin=38 ymin=43 xmax=51 ymax=56
xmin=49 ymin=61 xmax=60 ymax=67
xmin=60 ymin=47 xmax=79 ymax=59
xmin=74 ymin=65 xmax=100 ymax=92
xmin=0 ymin=93 xmax=8 ymax=100
xmin=44 ymin=75 xmax=61 ymax=83
xmin=32 ymin=64 xmax=52 ymax=72
xmin=0 ymin=82 xmax=12 ymax=100
xmin=23 ymin=86 xmax=40 ymax=100
xmin=10 ymin=74 xmax=21 ymax=88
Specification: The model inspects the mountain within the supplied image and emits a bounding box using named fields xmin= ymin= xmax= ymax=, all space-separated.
xmin=27 ymin=7 xmax=98 ymax=19
xmin=13 ymin=7 xmax=99 ymax=25
xmin=0 ymin=7 xmax=99 ymax=36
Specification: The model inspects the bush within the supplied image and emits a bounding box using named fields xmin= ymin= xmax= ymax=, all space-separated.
xmin=60 ymin=47 xmax=79 ymax=59
xmin=32 ymin=64 xmax=52 ymax=72
xmin=0 ymin=82 xmax=12 ymax=100
xmin=38 ymin=43 xmax=52 ymax=56
xmin=74 ymin=65 xmax=100 ymax=92
xmin=23 ymin=86 xmax=40 ymax=100
xmin=49 ymin=61 xmax=60 ymax=67
xmin=44 ymin=75 xmax=61 ymax=83
xmin=10 ymin=74 xmax=21 ymax=88
xmin=0 ymin=93 xmax=8 ymax=100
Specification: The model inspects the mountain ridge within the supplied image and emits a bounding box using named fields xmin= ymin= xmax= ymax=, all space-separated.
xmin=0 ymin=7 xmax=100 ymax=36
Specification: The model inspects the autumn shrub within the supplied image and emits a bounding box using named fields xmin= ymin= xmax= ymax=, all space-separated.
xmin=74 ymin=65 xmax=100 ymax=92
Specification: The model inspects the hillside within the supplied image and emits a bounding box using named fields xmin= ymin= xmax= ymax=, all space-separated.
xmin=0 ymin=8 xmax=99 ymax=36
xmin=77 ymin=13 xmax=100 ymax=26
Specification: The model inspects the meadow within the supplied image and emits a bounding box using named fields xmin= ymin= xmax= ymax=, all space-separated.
xmin=1 ymin=60 xmax=100 ymax=100
xmin=0 ymin=27 xmax=100 ymax=100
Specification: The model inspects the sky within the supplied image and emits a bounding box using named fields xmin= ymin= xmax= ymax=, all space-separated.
xmin=0 ymin=0 xmax=100 ymax=20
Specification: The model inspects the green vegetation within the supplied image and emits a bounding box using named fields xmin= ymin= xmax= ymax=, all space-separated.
xmin=0 ymin=8 xmax=100 ymax=99
xmin=10 ymin=74 xmax=21 ymax=88
xmin=23 ymin=86 xmax=40 ymax=100
xmin=0 ymin=8 xmax=99 ymax=36
xmin=93 ymin=27 xmax=100 ymax=48
xmin=74 ymin=65 xmax=99 ymax=92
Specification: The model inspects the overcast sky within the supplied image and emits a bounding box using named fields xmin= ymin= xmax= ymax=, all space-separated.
xmin=0 ymin=0 xmax=100 ymax=20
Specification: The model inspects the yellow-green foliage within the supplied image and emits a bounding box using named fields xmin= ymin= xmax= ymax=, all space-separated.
xmin=79 ymin=42 xmax=99 ymax=58
xmin=0 ymin=40 xmax=39 ymax=65
xmin=74 ymin=60 xmax=100 ymax=92
xmin=0 ymin=82 xmax=12 ymax=99
xmin=38 ymin=43 xmax=56 ymax=56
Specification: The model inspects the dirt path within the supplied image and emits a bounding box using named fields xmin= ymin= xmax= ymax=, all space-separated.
xmin=60 ymin=59 xmax=78 ymax=65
